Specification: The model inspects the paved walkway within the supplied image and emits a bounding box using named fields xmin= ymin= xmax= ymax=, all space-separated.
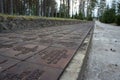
xmin=0 ymin=22 xmax=93 ymax=80
xmin=85 ymin=21 xmax=120 ymax=80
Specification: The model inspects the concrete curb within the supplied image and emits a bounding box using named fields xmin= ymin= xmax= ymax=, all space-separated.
xmin=77 ymin=26 xmax=94 ymax=80
xmin=60 ymin=24 xmax=94 ymax=80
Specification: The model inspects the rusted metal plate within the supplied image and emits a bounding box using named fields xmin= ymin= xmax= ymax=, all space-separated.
xmin=0 ymin=37 xmax=12 ymax=44
xmin=8 ymin=34 xmax=24 ymax=39
xmin=62 ymin=35 xmax=82 ymax=40
xmin=38 ymin=39 xmax=53 ymax=45
xmin=0 ymin=40 xmax=18 ymax=52
xmin=38 ymin=33 xmax=50 ymax=38
xmin=51 ymin=34 xmax=65 ymax=38
xmin=45 ymin=35 xmax=63 ymax=40
xmin=0 ymin=22 xmax=94 ymax=80
xmin=0 ymin=34 xmax=11 ymax=38
xmin=51 ymin=41 xmax=80 ymax=49
xmin=33 ymin=38 xmax=54 ymax=47
xmin=0 ymin=62 xmax=62 ymax=80
xmin=22 ymin=37 xmax=37 ymax=42
xmin=26 ymin=46 xmax=76 ymax=69
xmin=0 ymin=43 xmax=48 ymax=60
xmin=57 ymin=37 xmax=82 ymax=42
xmin=0 ymin=55 xmax=20 ymax=72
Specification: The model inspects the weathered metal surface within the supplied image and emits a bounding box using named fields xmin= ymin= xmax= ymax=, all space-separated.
xmin=0 ymin=43 xmax=48 ymax=60
xmin=0 ymin=22 xmax=94 ymax=80
xmin=22 ymin=37 xmax=37 ymax=41
xmin=27 ymin=46 xmax=76 ymax=68
xmin=0 ymin=40 xmax=19 ymax=52
xmin=0 ymin=62 xmax=62 ymax=80
xmin=51 ymin=41 xmax=80 ymax=49
xmin=0 ymin=55 xmax=20 ymax=72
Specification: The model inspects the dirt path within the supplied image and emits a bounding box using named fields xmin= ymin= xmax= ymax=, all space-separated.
xmin=84 ymin=21 xmax=120 ymax=80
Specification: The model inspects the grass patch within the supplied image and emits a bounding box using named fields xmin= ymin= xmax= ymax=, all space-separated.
xmin=0 ymin=14 xmax=81 ymax=21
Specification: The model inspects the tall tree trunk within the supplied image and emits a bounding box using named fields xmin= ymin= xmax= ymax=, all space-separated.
xmin=36 ymin=0 xmax=39 ymax=16
xmin=79 ymin=0 xmax=85 ymax=16
xmin=24 ymin=0 xmax=26 ymax=15
xmin=68 ymin=0 xmax=70 ymax=17
xmin=4 ymin=0 xmax=6 ymax=13
xmin=63 ymin=0 xmax=65 ymax=18
xmin=43 ymin=0 xmax=46 ymax=16
xmin=48 ymin=7 xmax=50 ymax=17
xmin=86 ymin=0 xmax=90 ymax=17
xmin=21 ymin=0 xmax=23 ymax=15
xmin=10 ymin=0 xmax=13 ymax=15
xmin=41 ymin=0 xmax=43 ymax=16
xmin=59 ymin=0 xmax=62 ymax=17
xmin=38 ymin=0 xmax=41 ymax=16
xmin=72 ymin=0 xmax=74 ymax=18
xmin=13 ymin=0 xmax=16 ymax=14
xmin=0 ymin=0 xmax=4 ymax=13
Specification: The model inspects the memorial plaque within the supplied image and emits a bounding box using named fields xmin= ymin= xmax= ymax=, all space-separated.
xmin=38 ymin=34 xmax=48 ymax=38
xmin=26 ymin=46 xmax=76 ymax=68
xmin=35 ymin=38 xmax=53 ymax=46
xmin=0 ymin=43 xmax=48 ymax=60
xmin=70 ymin=36 xmax=82 ymax=39
xmin=0 ymin=55 xmax=20 ymax=72
xmin=0 ymin=37 xmax=11 ymax=43
xmin=23 ymin=32 xmax=36 ymax=36
xmin=51 ymin=41 xmax=80 ymax=49
xmin=0 ymin=62 xmax=62 ymax=80
xmin=39 ymin=39 xmax=53 ymax=43
xmin=58 ymin=37 xmax=82 ymax=42
xmin=22 ymin=37 xmax=37 ymax=41
xmin=8 ymin=34 xmax=23 ymax=39
xmin=0 ymin=22 xmax=94 ymax=80
xmin=52 ymin=34 xmax=64 ymax=38
xmin=0 ymin=34 xmax=9 ymax=37
xmin=0 ymin=40 xmax=18 ymax=52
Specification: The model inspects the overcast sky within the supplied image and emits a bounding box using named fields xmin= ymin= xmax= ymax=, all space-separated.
xmin=106 ymin=0 xmax=119 ymax=7
xmin=56 ymin=0 xmax=80 ymax=16
xmin=106 ymin=0 xmax=112 ymax=5
xmin=56 ymin=0 xmax=119 ymax=16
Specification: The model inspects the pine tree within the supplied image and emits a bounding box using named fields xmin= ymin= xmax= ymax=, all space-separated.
xmin=0 ymin=0 xmax=4 ymax=13
xmin=10 ymin=0 xmax=13 ymax=15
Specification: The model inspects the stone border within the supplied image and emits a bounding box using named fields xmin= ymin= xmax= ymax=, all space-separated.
xmin=0 ymin=16 xmax=84 ymax=32
xmin=77 ymin=26 xmax=94 ymax=80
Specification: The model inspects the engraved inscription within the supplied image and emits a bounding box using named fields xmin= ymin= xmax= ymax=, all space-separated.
xmin=39 ymin=49 xmax=68 ymax=64
xmin=56 ymin=42 xmax=78 ymax=48
xmin=18 ymin=70 xmax=31 ymax=79
xmin=22 ymin=37 xmax=37 ymax=41
xmin=0 ymin=42 xmax=17 ymax=49
xmin=70 ymin=36 xmax=81 ymax=39
xmin=52 ymin=35 xmax=62 ymax=37
xmin=13 ymin=46 xmax=38 ymax=56
xmin=0 ymin=44 xmax=13 ymax=48
xmin=0 ymin=60 xmax=8 ymax=64
xmin=38 ymin=34 xmax=48 ymax=37
xmin=39 ymin=39 xmax=53 ymax=43
xmin=26 ymin=69 xmax=44 ymax=80
xmin=9 ymin=36 xmax=19 ymax=39
xmin=1 ymin=69 xmax=44 ymax=80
